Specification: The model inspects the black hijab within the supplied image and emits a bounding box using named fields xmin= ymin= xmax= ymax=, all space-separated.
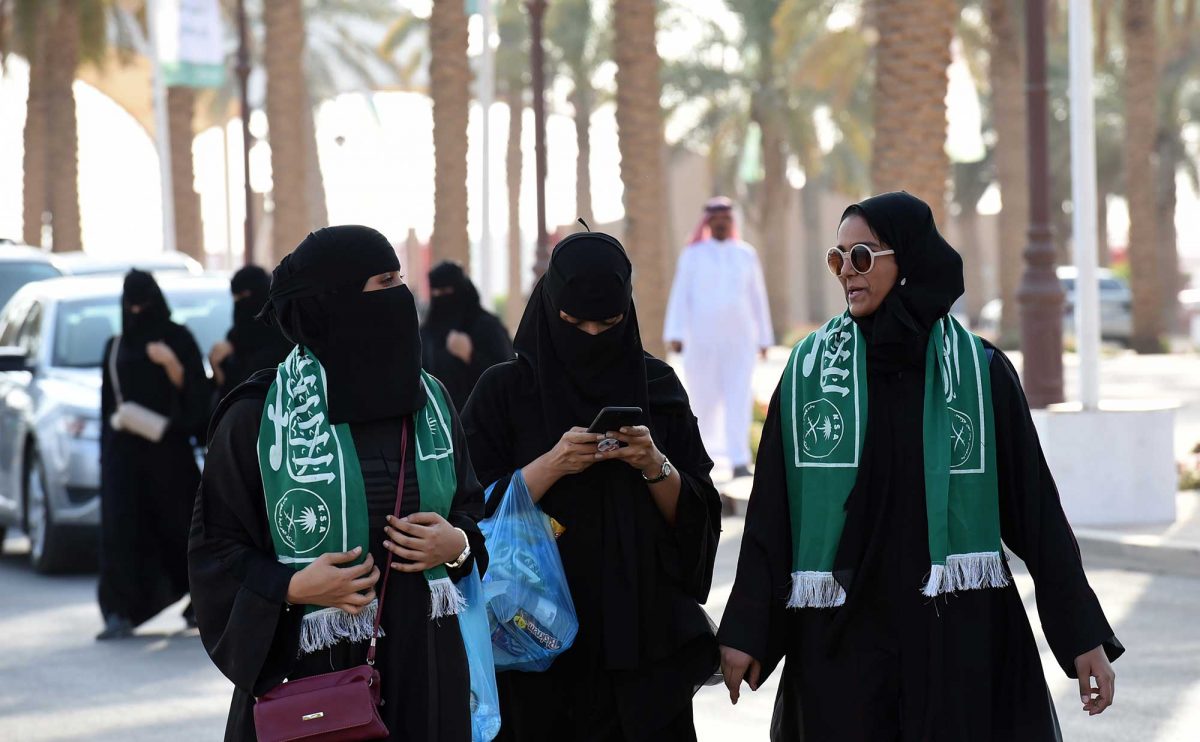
xmin=513 ymin=230 xmax=649 ymax=442
xmin=259 ymin=225 xmax=425 ymax=424
xmin=226 ymin=265 xmax=275 ymax=348
xmin=424 ymin=261 xmax=483 ymax=332
xmin=121 ymin=269 xmax=172 ymax=343
xmin=840 ymin=191 xmax=964 ymax=361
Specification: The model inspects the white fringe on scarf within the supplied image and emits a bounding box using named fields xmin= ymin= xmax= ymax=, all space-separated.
xmin=787 ymin=571 xmax=846 ymax=609
xmin=298 ymin=600 xmax=381 ymax=655
xmin=921 ymin=551 xmax=1010 ymax=598
xmin=428 ymin=577 xmax=467 ymax=619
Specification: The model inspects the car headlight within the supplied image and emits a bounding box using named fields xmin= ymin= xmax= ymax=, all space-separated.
xmin=60 ymin=414 xmax=101 ymax=441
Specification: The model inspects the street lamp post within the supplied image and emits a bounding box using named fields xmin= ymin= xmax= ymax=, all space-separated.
xmin=236 ymin=0 xmax=255 ymax=265
xmin=1018 ymin=0 xmax=1065 ymax=408
xmin=527 ymin=0 xmax=550 ymax=276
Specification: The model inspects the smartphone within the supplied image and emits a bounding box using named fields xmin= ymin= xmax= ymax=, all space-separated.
xmin=587 ymin=406 xmax=644 ymax=452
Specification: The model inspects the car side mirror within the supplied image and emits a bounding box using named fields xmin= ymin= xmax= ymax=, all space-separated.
xmin=0 ymin=346 xmax=30 ymax=372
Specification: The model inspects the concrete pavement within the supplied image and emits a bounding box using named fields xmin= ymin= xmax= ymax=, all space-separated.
xmin=2 ymin=523 xmax=1199 ymax=741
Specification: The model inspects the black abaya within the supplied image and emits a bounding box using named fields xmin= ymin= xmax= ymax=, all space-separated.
xmin=98 ymin=319 xmax=209 ymax=626
xmin=420 ymin=312 xmax=513 ymax=411
xmin=718 ymin=343 xmax=1124 ymax=742
xmin=462 ymin=357 xmax=722 ymax=742
xmin=188 ymin=372 xmax=488 ymax=742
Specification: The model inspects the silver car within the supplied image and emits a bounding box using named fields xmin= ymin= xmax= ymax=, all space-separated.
xmin=0 ymin=274 xmax=231 ymax=572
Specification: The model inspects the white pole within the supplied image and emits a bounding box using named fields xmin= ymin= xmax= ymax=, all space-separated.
xmin=479 ymin=0 xmax=495 ymax=309
xmin=1069 ymin=0 xmax=1101 ymax=410
xmin=146 ymin=0 xmax=177 ymax=254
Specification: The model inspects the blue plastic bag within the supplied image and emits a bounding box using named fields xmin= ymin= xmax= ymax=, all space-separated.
xmin=457 ymin=562 xmax=501 ymax=742
xmin=479 ymin=471 xmax=579 ymax=672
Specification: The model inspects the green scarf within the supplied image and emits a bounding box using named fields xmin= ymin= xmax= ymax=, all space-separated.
xmin=259 ymin=347 xmax=464 ymax=653
xmin=779 ymin=312 xmax=1007 ymax=608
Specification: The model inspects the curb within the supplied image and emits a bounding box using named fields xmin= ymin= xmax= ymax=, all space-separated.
xmin=721 ymin=484 xmax=1200 ymax=579
xmin=1074 ymin=529 xmax=1200 ymax=579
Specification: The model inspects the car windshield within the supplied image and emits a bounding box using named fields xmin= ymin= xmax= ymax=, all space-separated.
xmin=0 ymin=262 xmax=61 ymax=312
xmin=53 ymin=287 xmax=232 ymax=368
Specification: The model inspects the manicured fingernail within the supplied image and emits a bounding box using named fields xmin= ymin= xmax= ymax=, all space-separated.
xmin=353 ymin=546 xmax=361 ymax=553
xmin=1081 ymin=695 xmax=1089 ymax=704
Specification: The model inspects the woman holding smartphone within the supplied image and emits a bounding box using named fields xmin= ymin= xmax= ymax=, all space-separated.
xmin=462 ymin=229 xmax=722 ymax=741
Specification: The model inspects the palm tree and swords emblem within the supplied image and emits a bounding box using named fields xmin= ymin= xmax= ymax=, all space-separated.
xmin=801 ymin=399 xmax=845 ymax=458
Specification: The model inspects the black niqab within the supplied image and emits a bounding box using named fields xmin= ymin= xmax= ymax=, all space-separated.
xmin=259 ymin=225 xmax=425 ymax=424
xmin=513 ymin=232 xmax=649 ymax=442
xmin=424 ymin=261 xmax=482 ymax=331
xmin=122 ymin=269 xmax=172 ymax=343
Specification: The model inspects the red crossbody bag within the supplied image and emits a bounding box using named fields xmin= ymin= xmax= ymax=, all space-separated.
xmin=253 ymin=422 xmax=409 ymax=742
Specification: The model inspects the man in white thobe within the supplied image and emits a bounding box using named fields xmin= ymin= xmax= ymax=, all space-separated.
xmin=664 ymin=197 xmax=773 ymax=478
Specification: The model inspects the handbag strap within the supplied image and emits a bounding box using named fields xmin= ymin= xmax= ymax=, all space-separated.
xmin=367 ymin=419 xmax=408 ymax=666
xmin=108 ymin=335 xmax=123 ymax=405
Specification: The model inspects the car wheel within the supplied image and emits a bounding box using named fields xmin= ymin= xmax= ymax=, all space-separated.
xmin=25 ymin=451 xmax=72 ymax=574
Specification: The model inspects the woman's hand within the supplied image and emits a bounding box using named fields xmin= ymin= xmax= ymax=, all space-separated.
xmin=286 ymin=547 xmax=379 ymax=614
xmin=595 ymin=426 xmax=664 ymax=478
xmin=522 ymin=427 xmax=605 ymax=501
xmin=446 ymin=330 xmax=474 ymax=364
xmin=720 ymin=645 xmax=762 ymax=705
xmin=209 ymin=340 xmax=233 ymax=385
xmin=1075 ymin=645 xmax=1116 ymax=716
xmin=146 ymin=342 xmax=185 ymax=388
xmin=383 ymin=513 xmax=465 ymax=572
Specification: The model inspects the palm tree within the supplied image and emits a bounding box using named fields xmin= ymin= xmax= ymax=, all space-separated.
xmin=497 ymin=0 xmax=528 ymax=331
xmin=613 ymin=0 xmax=670 ymax=356
xmin=870 ymin=0 xmax=955 ymax=224
xmin=429 ymin=0 xmax=471 ymax=270
xmin=546 ymin=0 xmax=605 ymax=225
xmin=983 ymin=0 xmax=1026 ymax=347
xmin=263 ymin=0 xmax=313 ymax=263
xmin=167 ymin=85 xmax=203 ymax=258
xmin=1123 ymin=0 xmax=1162 ymax=352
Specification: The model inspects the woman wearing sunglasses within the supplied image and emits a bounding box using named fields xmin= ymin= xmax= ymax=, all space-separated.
xmin=716 ymin=192 xmax=1123 ymax=740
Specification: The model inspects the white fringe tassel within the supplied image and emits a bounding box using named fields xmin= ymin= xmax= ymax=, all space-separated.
xmin=787 ymin=571 xmax=846 ymax=609
xmin=428 ymin=577 xmax=467 ymax=619
xmin=921 ymin=551 xmax=1010 ymax=598
xmin=298 ymin=601 xmax=381 ymax=655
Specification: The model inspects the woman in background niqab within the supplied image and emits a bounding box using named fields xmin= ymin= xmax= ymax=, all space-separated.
xmin=462 ymin=230 xmax=722 ymax=741
xmin=420 ymin=261 xmax=513 ymax=410
xmin=209 ymin=265 xmax=293 ymax=403
xmin=98 ymin=269 xmax=210 ymax=639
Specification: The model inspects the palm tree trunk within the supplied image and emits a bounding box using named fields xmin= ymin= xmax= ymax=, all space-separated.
xmin=505 ymin=88 xmax=524 ymax=333
xmin=21 ymin=15 xmax=49 ymax=247
xmin=988 ymin=0 xmax=1028 ymax=348
xmin=301 ymin=83 xmax=329 ymax=229
xmin=430 ymin=0 xmax=471 ymax=269
xmin=756 ymin=111 xmax=790 ymax=336
xmin=1156 ymin=129 xmax=1180 ymax=333
xmin=1124 ymin=0 xmax=1163 ymax=352
xmin=167 ymin=86 xmax=203 ymax=260
xmin=571 ymin=85 xmax=594 ymax=225
xmin=45 ymin=0 xmax=82 ymax=252
xmin=870 ymin=0 xmax=954 ymax=224
xmin=959 ymin=207 xmax=987 ymax=324
xmin=613 ymin=0 xmax=669 ymax=357
xmin=801 ymin=178 xmax=828 ymax=324
xmin=264 ymin=0 xmax=310 ymax=263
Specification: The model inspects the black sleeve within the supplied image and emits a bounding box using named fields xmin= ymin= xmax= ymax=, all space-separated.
xmin=653 ymin=388 xmax=722 ymax=603
xmin=461 ymin=364 xmax=520 ymax=518
xmin=467 ymin=315 xmax=515 ymax=380
xmin=716 ymin=382 xmax=792 ymax=681
xmin=990 ymin=348 xmax=1125 ymax=677
xmin=167 ymin=325 xmax=214 ymax=439
xmin=441 ymin=380 xmax=489 ymax=581
xmin=99 ymin=336 xmax=116 ymax=462
xmin=188 ymin=396 xmax=303 ymax=696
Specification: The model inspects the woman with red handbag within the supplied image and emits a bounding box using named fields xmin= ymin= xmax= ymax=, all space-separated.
xmin=189 ymin=226 xmax=489 ymax=741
